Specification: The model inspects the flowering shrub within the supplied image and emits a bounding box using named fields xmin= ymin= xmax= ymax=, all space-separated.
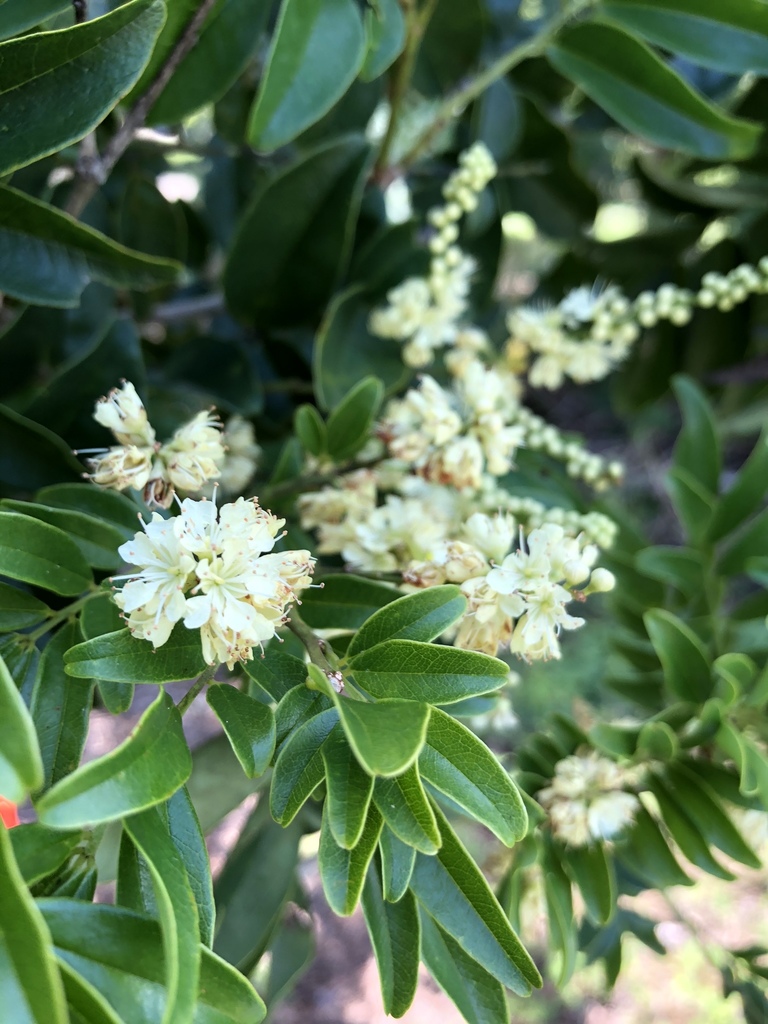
xmin=2 ymin=2 xmax=768 ymax=1024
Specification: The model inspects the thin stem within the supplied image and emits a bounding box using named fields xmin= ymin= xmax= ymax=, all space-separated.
xmin=64 ymin=0 xmax=220 ymax=218
xmin=176 ymin=663 xmax=218 ymax=715
xmin=374 ymin=0 xmax=440 ymax=178
xmin=398 ymin=0 xmax=595 ymax=169
xmin=27 ymin=587 xmax=102 ymax=642
xmin=286 ymin=609 xmax=337 ymax=674
xmin=260 ymin=457 xmax=379 ymax=505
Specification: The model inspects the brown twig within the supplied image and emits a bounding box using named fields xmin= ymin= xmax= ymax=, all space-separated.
xmin=65 ymin=0 xmax=219 ymax=218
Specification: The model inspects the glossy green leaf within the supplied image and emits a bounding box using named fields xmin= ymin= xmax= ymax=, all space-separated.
xmin=420 ymin=912 xmax=508 ymax=1024
xmin=0 ymin=583 xmax=49 ymax=634
xmin=79 ymin=595 xmax=134 ymax=715
xmin=245 ymin=645 xmax=308 ymax=702
xmin=10 ymin=825 xmax=82 ymax=887
xmin=1 ymin=500 xmax=126 ymax=571
xmin=64 ymin=624 xmax=206 ymax=684
xmin=325 ymin=376 xmax=384 ymax=462
xmin=40 ymin=900 xmax=267 ymax=1023
xmin=213 ymin=804 xmax=302 ymax=972
xmin=361 ymin=859 xmax=419 ymax=1018
xmin=36 ymin=692 xmax=191 ymax=828
xmin=32 ymin=623 xmax=93 ymax=791
xmin=0 ymin=825 xmax=67 ymax=1024
xmin=321 ymin=727 xmax=374 ymax=849
xmin=372 ymin=765 xmax=440 ymax=854
xmin=36 ymin=484 xmax=140 ymax=537
xmin=646 ymin=773 xmax=735 ymax=880
xmin=547 ymin=21 xmax=760 ymax=159
xmin=270 ymin=707 xmax=338 ymax=824
xmin=56 ymin=958 xmax=126 ymax=1024
xmin=348 ymin=586 xmax=467 ymax=658
xmin=225 ymin=136 xmax=370 ymax=325
xmin=644 ymin=609 xmax=712 ymax=703
xmin=299 ymin=574 xmax=399 ymax=629
xmin=247 ymin=0 xmax=366 ymax=150
xmin=634 ymin=546 xmax=705 ymax=598
xmin=318 ymin=802 xmax=382 ymax=915
xmin=671 ymin=376 xmax=720 ymax=494
xmin=0 ymin=633 xmax=40 ymax=706
xmin=717 ymin=507 xmax=768 ymax=576
xmin=708 ymin=429 xmax=768 ymax=542
xmin=0 ymin=0 xmax=71 ymax=40
xmin=313 ymin=285 xmax=411 ymax=410
xmin=541 ymin=839 xmax=577 ymax=986
xmin=360 ymin=0 xmax=406 ymax=81
xmin=274 ymin=687 xmax=331 ymax=748
xmin=164 ymin=787 xmax=215 ymax=948
xmin=294 ymin=404 xmax=327 ymax=457
xmin=0 ymin=511 xmax=92 ymax=597
xmin=378 ymin=826 xmax=416 ymax=903
xmin=472 ymin=76 xmax=522 ymax=162
xmin=349 ymin=639 xmax=508 ymax=704
xmin=562 ymin=842 xmax=615 ymax=926
xmin=337 ymin=698 xmax=430 ymax=778
xmin=207 ymin=684 xmax=275 ymax=779
xmin=410 ymin=802 xmax=541 ymax=995
xmin=147 ymin=0 xmax=271 ymax=124
xmin=600 ymin=0 xmax=768 ymax=74
xmin=636 ymin=720 xmax=678 ymax=760
xmin=0 ymin=404 xmax=82 ymax=491
xmin=122 ymin=806 xmax=201 ymax=1024
xmin=665 ymin=466 xmax=716 ymax=542
xmin=0 ymin=0 xmax=166 ymax=176
xmin=419 ymin=708 xmax=527 ymax=846
xmin=615 ymin=805 xmax=692 ymax=887
xmin=0 ymin=652 xmax=43 ymax=802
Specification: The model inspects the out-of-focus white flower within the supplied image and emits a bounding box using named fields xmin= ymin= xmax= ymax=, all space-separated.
xmin=217 ymin=416 xmax=261 ymax=494
xmin=538 ymin=751 xmax=641 ymax=846
xmin=112 ymin=496 xmax=313 ymax=668
xmin=161 ymin=410 xmax=225 ymax=493
xmin=729 ymin=807 xmax=768 ymax=854
xmin=87 ymin=445 xmax=155 ymax=492
xmin=93 ymin=381 xmax=156 ymax=447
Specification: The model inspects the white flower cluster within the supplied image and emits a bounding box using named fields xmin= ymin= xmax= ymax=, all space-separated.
xmin=113 ymin=496 xmax=314 ymax=668
xmin=537 ymin=751 xmax=642 ymax=847
xmin=84 ymin=381 xmax=259 ymax=507
xmin=369 ymin=142 xmax=496 ymax=367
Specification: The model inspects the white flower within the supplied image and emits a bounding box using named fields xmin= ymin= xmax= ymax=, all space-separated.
xmin=160 ymin=410 xmax=225 ymax=493
xmin=93 ymin=381 xmax=155 ymax=447
xmin=217 ymin=416 xmax=261 ymax=494
xmin=87 ymin=445 xmax=155 ymax=492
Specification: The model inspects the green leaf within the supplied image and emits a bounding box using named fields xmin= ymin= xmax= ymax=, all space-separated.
xmin=10 ymin=824 xmax=82 ymax=887
xmin=36 ymin=484 xmax=140 ymax=537
xmin=547 ymin=21 xmax=760 ymax=159
xmin=274 ymin=687 xmax=331 ymax=747
xmin=0 ymin=825 xmax=67 ymax=1024
xmin=420 ymin=912 xmax=508 ymax=1024
xmin=348 ymin=586 xmax=467 ymax=658
xmin=349 ymin=639 xmax=508 ymax=704
xmin=372 ymin=765 xmax=441 ymax=854
xmin=0 ymin=633 xmax=40 ymax=706
xmin=671 ymin=376 xmax=721 ymax=495
xmin=708 ymin=429 xmax=768 ymax=541
xmin=0 ymin=0 xmax=71 ymax=41
xmin=646 ymin=773 xmax=735 ymax=880
xmin=0 ymin=185 xmax=180 ymax=307
xmin=336 ymin=697 xmax=430 ymax=778
xmin=32 ymin=623 xmax=93 ymax=791
xmin=244 ymin=645 xmax=308 ymax=702
xmin=0 ymin=500 xmax=126 ymax=572
xmin=147 ymin=0 xmax=271 ymax=124
xmin=0 ymin=652 xmax=43 ymax=802
xmin=644 ymin=609 xmax=712 ymax=703
xmin=378 ymin=826 xmax=416 ymax=902
xmin=562 ymin=842 xmax=616 ymax=926
xmin=325 ymin=376 xmax=384 ymax=462
xmin=318 ymin=801 xmax=382 ymax=915
xmin=541 ymin=839 xmax=577 ymax=986
xmin=56 ymin=957 xmax=127 ymax=1024
xmin=0 ymin=511 xmax=92 ymax=597
xmin=207 ymin=685 xmax=275 ymax=779
xmin=270 ymin=707 xmax=338 ymax=824
xmin=717 ymin=507 xmax=768 ymax=576
xmin=224 ymin=136 xmax=371 ymax=325
xmin=600 ymin=0 xmax=768 ymax=74
xmin=299 ymin=574 xmax=399 ymax=629
xmin=294 ymin=404 xmax=327 ymax=457
xmin=360 ymin=0 xmax=406 ymax=81
xmin=634 ymin=546 xmax=705 ymax=598
xmin=0 ymin=0 xmax=166 ymax=176
xmin=64 ymin=624 xmax=206 ymax=684
xmin=321 ymin=727 xmax=374 ymax=849
xmin=122 ymin=806 xmax=201 ymax=1024
xmin=247 ymin=0 xmax=366 ymax=151
xmin=163 ymin=787 xmax=215 ymax=948
xmin=40 ymin=900 xmax=267 ymax=1023
xmin=0 ymin=404 xmax=81 ymax=492
xmin=409 ymin=802 xmax=541 ymax=995
xmin=361 ymin=859 xmax=420 ymax=1018
xmin=636 ymin=720 xmax=678 ymax=760
xmin=472 ymin=76 xmax=522 ymax=163
xmin=213 ymin=804 xmax=302 ymax=972
xmin=36 ymin=692 xmax=191 ymax=829
xmin=418 ymin=707 xmax=527 ymax=847
xmin=313 ymin=285 xmax=411 ymax=410
xmin=0 ymin=583 xmax=49 ymax=634
xmin=665 ymin=466 xmax=716 ymax=542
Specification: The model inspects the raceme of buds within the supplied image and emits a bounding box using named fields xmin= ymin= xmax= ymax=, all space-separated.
xmin=112 ymin=495 xmax=314 ymax=669
xmin=537 ymin=751 xmax=642 ymax=847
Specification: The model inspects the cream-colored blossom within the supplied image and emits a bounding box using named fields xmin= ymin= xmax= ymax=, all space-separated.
xmin=217 ymin=416 xmax=261 ymax=494
xmin=93 ymin=381 xmax=155 ymax=447
xmin=160 ymin=410 xmax=225 ymax=493
xmin=87 ymin=445 xmax=155 ymax=492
